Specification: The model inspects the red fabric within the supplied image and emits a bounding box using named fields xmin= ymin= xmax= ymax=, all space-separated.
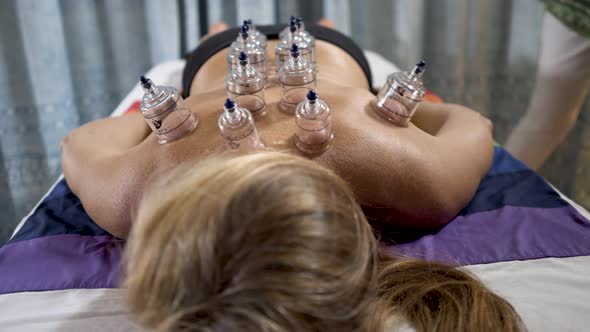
xmin=124 ymin=100 xmax=141 ymax=115
xmin=424 ymin=89 xmax=443 ymax=103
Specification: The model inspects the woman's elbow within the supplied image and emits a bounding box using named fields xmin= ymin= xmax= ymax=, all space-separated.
xmin=404 ymin=168 xmax=480 ymax=229
xmin=60 ymin=132 xmax=76 ymax=181
xmin=60 ymin=127 xmax=82 ymax=164
xmin=429 ymin=188 xmax=471 ymax=226
xmin=61 ymin=128 xmax=93 ymax=197
xmin=365 ymin=185 xmax=467 ymax=230
xmin=425 ymin=166 xmax=484 ymax=227
xmin=407 ymin=189 xmax=466 ymax=229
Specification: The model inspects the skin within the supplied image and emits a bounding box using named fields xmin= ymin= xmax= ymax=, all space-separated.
xmin=61 ymin=21 xmax=494 ymax=239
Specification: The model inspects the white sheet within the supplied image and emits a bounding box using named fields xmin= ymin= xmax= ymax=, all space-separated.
xmin=0 ymin=289 xmax=142 ymax=332
xmin=467 ymin=256 xmax=590 ymax=332
xmin=1 ymin=256 xmax=588 ymax=332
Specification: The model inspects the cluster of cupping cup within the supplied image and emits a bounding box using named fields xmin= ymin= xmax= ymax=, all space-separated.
xmin=139 ymin=17 xmax=427 ymax=155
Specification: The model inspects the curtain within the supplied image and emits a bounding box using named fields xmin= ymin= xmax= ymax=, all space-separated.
xmin=0 ymin=0 xmax=588 ymax=242
xmin=0 ymin=0 xmax=190 ymax=241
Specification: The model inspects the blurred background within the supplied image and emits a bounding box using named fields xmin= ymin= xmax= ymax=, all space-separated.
xmin=0 ymin=0 xmax=588 ymax=243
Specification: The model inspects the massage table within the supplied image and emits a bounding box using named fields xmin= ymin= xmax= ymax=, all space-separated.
xmin=1 ymin=52 xmax=589 ymax=332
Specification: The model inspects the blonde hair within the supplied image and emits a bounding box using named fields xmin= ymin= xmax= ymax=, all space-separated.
xmin=123 ymin=152 xmax=524 ymax=332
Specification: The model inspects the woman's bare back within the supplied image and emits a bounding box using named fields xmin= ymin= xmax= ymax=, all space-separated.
xmin=61 ymin=34 xmax=494 ymax=238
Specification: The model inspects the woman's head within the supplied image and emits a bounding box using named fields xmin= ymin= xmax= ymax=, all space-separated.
xmin=124 ymin=152 xmax=379 ymax=331
xmin=124 ymin=151 xmax=524 ymax=332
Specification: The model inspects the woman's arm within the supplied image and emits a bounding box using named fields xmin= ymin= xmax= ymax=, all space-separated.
xmin=330 ymin=101 xmax=494 ymax=229
xmin=61 ymin=114 xmax=151 ymax=237
xmin=411 ymin=102 xmax=494 ymax=180
xmin=411 ymin=102 xmax=494 ymax=218
xmin=62 ymin=113 xmax=150 ymax=193
xmin=390 ymin=102 xmax=494 ymax=228
xmin=61 ymin=113 xmax=150 ymax=159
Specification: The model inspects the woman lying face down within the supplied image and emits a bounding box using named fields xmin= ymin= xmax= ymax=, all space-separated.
xmin=61 ymin=20 xmax=494 ymax=239
xmin=123 ymin=152 xmax=524 ymax=332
